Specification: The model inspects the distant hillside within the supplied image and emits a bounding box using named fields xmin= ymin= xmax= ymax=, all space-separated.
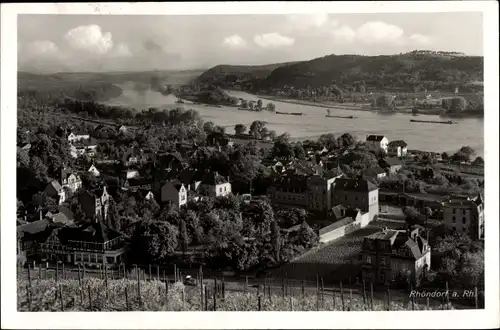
xmin=196 ymin=51 xmax=483 ymax=93
xmin=195 ymin=62 xmax=298 ymax=87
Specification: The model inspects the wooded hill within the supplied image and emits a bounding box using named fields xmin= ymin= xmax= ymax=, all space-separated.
xmin=195 ymin=51 xmax=484 ymax=93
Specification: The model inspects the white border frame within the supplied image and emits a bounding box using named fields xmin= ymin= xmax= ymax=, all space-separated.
xmin=1 ymin=2 xmax=499 ymax=329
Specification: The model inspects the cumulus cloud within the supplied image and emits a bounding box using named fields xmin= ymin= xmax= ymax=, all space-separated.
xmin=331 ymin=25 xmax=356 ymax=43
xmin=356 ymin=21 xmax=404 ymax=44
xmin=409 ymin=33 xmax=432 ymax=45
xmin=222 ymin=35 xmax=247 ymax=48
xmin=253 ymin=33 xmax=295 ymax=48
xmin=63 ymin=24 xmax=114 ymax=54
xmin=22 ymin=40 xmax=59 ymax=56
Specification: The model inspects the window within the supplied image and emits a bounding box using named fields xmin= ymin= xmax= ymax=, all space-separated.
xmin=462 ymin=217 xmax=466 ymax=224
xmin=462 ymin=209 xmax=466 ymax=215
xmin=380 ymin=257 xmax=386 ymax=266
xmin=345 ymin=196 xmax=347 ymax=201
xmin=453 ymin=209 xmax=456 ymax=214
xmin=366 ymin=256 xmax=372 ymax=264
xmin=219 ymin=187 xmax=222 ymax=193
xmin=355 ymin=196 xmax=358 ymax=201
xmin=379 ymin=272 xmax=385 ymax=281
xmin=452 ymin=216 xmax=456 ymax=223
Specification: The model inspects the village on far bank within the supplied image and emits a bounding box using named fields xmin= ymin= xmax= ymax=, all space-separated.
xmin=16 ymin=96 xmax=485 ymax=292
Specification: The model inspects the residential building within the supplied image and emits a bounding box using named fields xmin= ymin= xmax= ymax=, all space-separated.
xmin=267 ymin=174 xmax=309 ymax=208
xmin=360 ymin=226 xmax=431 ymax=286
xmin=306 ymin=171 xmax=343 ymax=213
xmin=79 ymin=185 xmax=110 ymax=221
xmin=442 ymin=194 xmax=484 ymax=240
xmin=320 ymin=208 xmax=370 ymax=243
xmin=206 ymin=132 xmax=234 ymax=148
xmin=60 ymin=167 xmax=82 ymax=193
xmin=38 ymin=221 xmax=128 ymax=266
xmin=177 ymin=168 xmax=205 ymax=191
xmin=67 ymin=129 xmax=90 ymax=143
xmin=44 ymin=181 xmax=66 ymax=205
xmin=199 ymin=171 xmax=232 ymax=197
xmin=88 ymin=164 xmax=100 ymax=177
xmin=362 ymin=166 xmax=387 ymax=181
xmin=332 ymin=178 xmax=379 ymax=221
xmin=161 ymin=180 xmax=188 ymax=207
xmin=379 ymin=157 xmax=403 ymax=174
xmin=17 ymin=219 xmax=53 ymax=259
xmin=388 ymin=140 xmax=408 ymax=158
xmin=366 ymin=135 xmax=389 ymax=154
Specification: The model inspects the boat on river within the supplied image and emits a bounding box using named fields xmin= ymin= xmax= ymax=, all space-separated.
xmin=325 ymin=109 xmax=356 ymax=119
xmin=276 ymin=111 xmax=303 ymax=116
xmin=410 ymin=119 xmax=456 ymax=125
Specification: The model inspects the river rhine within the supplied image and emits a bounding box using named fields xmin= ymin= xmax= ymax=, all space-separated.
xmin=105 ymin=84 xmax=484 ymax=157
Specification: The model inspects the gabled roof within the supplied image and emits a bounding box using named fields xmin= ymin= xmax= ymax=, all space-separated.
xmin=366 ymin=135 xmax=386 ymax=142
xmin=201 ymin=171 xmax=228 ymax=186
xmin=335 ymin=178 xmax=378 ymax=192
xmin=379 ymin=157 xmax=403 ymax=167
xmin=363 ymin=166 xmax=386 ymax=177
xmin=46 ymin=181 xmax=63 ymax=192
xmin=58 ymin=221 xmax=121 ymax=244
xmin=329 ymin=205 xmax=347 ymax=222
xmin=388 ymin=140 xmax=408 ymax=148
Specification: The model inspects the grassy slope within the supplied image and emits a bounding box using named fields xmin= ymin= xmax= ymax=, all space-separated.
xmin=18 ymin=278 xmax=449 ymax=311
xmin=196 ymin=62 xmax=298 ymax=83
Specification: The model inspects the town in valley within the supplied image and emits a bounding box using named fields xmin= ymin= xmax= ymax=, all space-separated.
xmin=15 ymin=12 xmax=485 ymax=312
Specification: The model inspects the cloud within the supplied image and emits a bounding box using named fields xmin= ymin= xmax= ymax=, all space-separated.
xmin=110 ymin=43 xmax=132 ymax=57
xmin=331 ymin=25 xmax=356 ymax=43
xmin=409 ymin=33 xmax=432 ymax=45
xmin=286 ymin=14 xmax=330 ymax=30
xmin=222 ymin=35 xmax=247 ymax=48
xmin=356 ymin=21 xmax=405 ymax=44
xmin=22 ymin=40 xmax=59 ymax=56
xmin=63 ymin=24 xmax=114 ymax=54
xmin=253 ymin=33 xmax=295 ymax=48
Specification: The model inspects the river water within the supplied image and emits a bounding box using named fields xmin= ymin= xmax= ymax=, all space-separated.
xmin=104 ymin=84 xmax=484 ymax=157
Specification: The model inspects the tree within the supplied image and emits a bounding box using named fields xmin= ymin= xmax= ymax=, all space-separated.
xmin=403 ymin=206 xmax=424 ymax=226
xmin=249 ymin=120 xmax=265 ymax=139
xmin=441 ymin=152 xmax=450 ymax=161
xmin=178 ymin=219 xmax=190 ymax=255
xmin=270 ymin=220 xmax=281 ymax=262
xmin=272 ymin=135 xmax=295 ymax=161
xmin=297 ymin=221 xmax=318 ymax=248
xmin=266 ymin=103 xmax=276 ymax=111
xmin=130 ymin=220 xmax=179 ymax=264
xmin=337 ymin=133 xmax=356 ymax=150
xmin=318 ymin=133 xmax=337 ymax=150
xmin=203 ymin=121 xmax=215 ymax=133
xmin=471 ymin=156 xmax=484 ymax=166
xmin=257 ymin=99 xmax=263 ymax=109
xmin=234 ymin=124 xmax=247 ymax=136
xmin=294 ymin=143 xmax=306 ymax=160
xmin=453 ymin=146 xmax=475 ymax=163
xmin=241 ymin=99 xmax=249 ymax=109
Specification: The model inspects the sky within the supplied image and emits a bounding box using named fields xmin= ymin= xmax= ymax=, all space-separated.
xmin=17 ymin=12 xmax=483 ymax=73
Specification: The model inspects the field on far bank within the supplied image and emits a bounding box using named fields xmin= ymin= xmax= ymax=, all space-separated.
xmin=270 ymin=220 xmax=405 ymax=282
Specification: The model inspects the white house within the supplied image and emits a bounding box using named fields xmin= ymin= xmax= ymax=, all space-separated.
xmin=61 ymin=169 xmax=82 ymax=193
xmin=44 ymin=181 xmax=66 ymax=205
xmin=161 ymin=180 xmax=188 ymax=208
xmin=200 ymin=171 xmax=232 ymax=197
xmin=67 ymin=130 xmax=90 ymax=144
xmin=88 ymin=164 xmax=100 ymax=177
xmin=366 ymin=135 xmax=389 ymax=154
xmin=387 ymin=140 xmax=408 ymax=158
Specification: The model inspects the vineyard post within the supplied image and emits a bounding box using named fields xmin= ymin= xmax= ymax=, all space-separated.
xmin=301 ymin=280 xmax=305 ymax=299
xmin=27 ymin=265 xmax=32 ymax=289
xmin=214 ymin=277 xmax=218 ymax=297
xmin=332 ymin=286 xmax=336 ymax=310
xmin=59 ymin=284 xmax=64 ymax=311
xmin=321 ymin=277 xmax=325 ymax=308
xmin=362 ymin=279 xmax=367 ymax=307
xmin=45 ymin=262 xmax=48 ymax=280
xmin=281 ymin=278 xmax=285 ymax=299
xmin=213 ymin=284 xmax=217 ymax=311
xmin=38 ymin=264 xmax=41 ymax=281
xmin=370 ymin=282 xmax=374 ymax=310
xmin=165 ymin=277 xmax=169 ymax=309
xmin=125 ymin=286 xmax=129 ymax=311
xmin=290 ymin=287 xmax=293 ymax=311
xmin=174 ymin=264 xmax=177 ymax=282
xmin=340 ymin=281 xmax=345 ymax=311
xmin=258 ymin=296 xmax=261 ymax=311
xmin=137 ymin=265 xmax=142 ymax=306
xmin=88 ymin=285 xmax=93 ymax=311
xmin=426 ymin=296 xmax=430 ymax=309
xmin=222 ymin=277 xmax=225 ymax=300
xmin=410 ymin=283 xmax=415 ymax=310
xmin=245 ymin=276 xmax=248 ymax=293
xmin=182 ymin=287 xmax=185 ymax=310
xmin=474 ymin=286 xmax=478 ymax=309
xmin=62 ymin=263 xmax=65 ymax=280
xmin=204 ymin=286 xmax=208 ymax=311
xmin=83 ymin=263 xmax=86 ymax=280
xmin=445 ymin=281 xmax=450 ymax=309
xmin=104 ymin=264 xmax=109 ymax=303
xmin=156 ymin=265 xmax=160 ymax=281
xmin=386 ymin=284 xmax=391 ymax=311
xmin=316 ymin=274 xmax=319 ymax=296
xmin=149 ymin=264 xmax=152 ymax=281
xmin=200 ymin=278 xmax=204 ymax=312
xmin=26 ymin=284 xmax=32 ymax=312
xmin=349 ymin=288 xmax=353 ymax=311
xmin=55 ymin=262 xmax=59 ymax=282
xmin=263 ymin=277 xmax=266 ymax=300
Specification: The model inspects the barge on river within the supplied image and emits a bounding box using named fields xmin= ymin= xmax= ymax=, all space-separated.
xmin=276 ymin=111 xmax=303 ymax=116
xmin=325 ymin=115 xmax=356 ymax=119
xmin=410 ymin=119 xmax=456 ymax=125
